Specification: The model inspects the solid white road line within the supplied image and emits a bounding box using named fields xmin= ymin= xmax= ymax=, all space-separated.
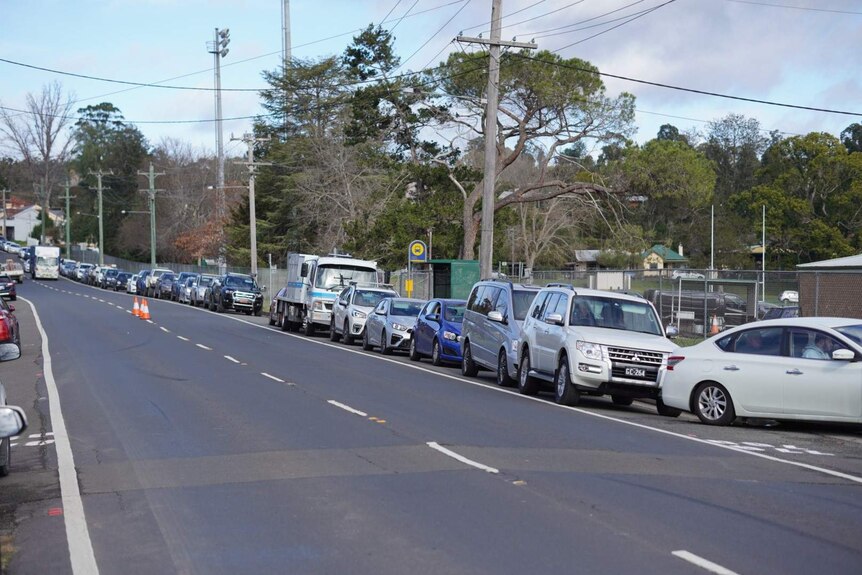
xmin=22 ymin=298 xmax=100 ymax=574
xmin=195 ymin=343 xmax=212 ymax=351
xmin=223 ymin=355 xmax=240 ymax=364
xmin=427 ymin=442 xmax=499 ymax=474
xmin=327 ymin=400 xmax=368 ymax=417
xmin=672 ymin=551 xmax=739 ymax=575
xmin=261 ymin=372 xmax=284 ymax=383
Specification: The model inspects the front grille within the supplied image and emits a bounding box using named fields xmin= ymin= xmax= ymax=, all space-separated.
xmin=324 ymin=302 xmax=333 ymax=311
xmin=607 ymin=347 xmax=664 ymax=366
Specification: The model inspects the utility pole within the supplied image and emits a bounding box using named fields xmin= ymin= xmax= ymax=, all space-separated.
xmin=58 ymin=179 xmax=76 ymax=260
xmin=208 ymin=27 xmax=230 ymax=272
xmin=458 ymin=1 xmax=536 ymax=279
xmin=138 ymin=162 xmax=165 ymax=267
xmin=0 ymin=188 xmax=7 ymax=239
xmin=232 ymin=133 xmax=271 ymax=277
xmin=89 ymin=170 xmax=110 ymax=266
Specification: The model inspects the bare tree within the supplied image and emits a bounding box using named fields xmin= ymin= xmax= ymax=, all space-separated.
xmin=0 ymin=82 xmax=74 ymax=243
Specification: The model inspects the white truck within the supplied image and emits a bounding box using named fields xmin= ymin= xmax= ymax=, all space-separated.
xmin=32 ymin=246 xmax=60 ymax=280
xmin=275 ymin=253 xmax=380 ymax=335
xmin=1 ymin=259 xmax=24 ymax=283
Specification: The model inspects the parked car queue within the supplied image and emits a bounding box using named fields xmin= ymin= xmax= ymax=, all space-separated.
xmin=56 ymin=265 xmax=862 ymax=429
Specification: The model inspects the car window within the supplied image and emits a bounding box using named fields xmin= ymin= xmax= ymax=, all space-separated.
xmin=391 ymin=300 xmax=423 ymax=317
xmin=494 ymin=290 xmax=510 ymax=317
xmin=530 ymin=292 xmax=549 ymax=319
xmin=467 ymin=286 xmax=483 ymax=312
xmin=355 ymin=290 xmax=391 ymax=308
xmin=444 ymin=303 xmax=465 ymax=323
xmin=200 ymin=277 xmax=214 ymax=287
xmin=789 ymin=328 xmax=844 ymax=360
xmin=570 ymin=296 xmax=597 ymax=326
xmin=512 ymin=289 xmax=538 ymax=321
xmin=422 ymin=301 xmax=440 ymax=317
xmin=731 ymin=327 xmax=782 ymax=356
xmin=374 ymin=300 xmax=388 ymax=314
xmin=225 ymin=276 xmax=257 ymax=289
xmin=541 ymin=294 xmax=561 ymax=321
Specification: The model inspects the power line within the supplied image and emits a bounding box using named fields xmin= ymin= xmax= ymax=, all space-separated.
xmin=389 ymin=0 xmax=419 ymax=33
xmin=464 ymin=0 xmax=588 ymax=37
xmin=532 ymin=4 xmax=662 ymax=40
xmin=397 ymin=0 xmax=473 ymax=71
xmin=523 ymin=0 xmax=649 ymax=38
xmin=554 ymin=0 xmax=676 ymax=51
xmin=720 ymin=0 xmax=862 ymax=15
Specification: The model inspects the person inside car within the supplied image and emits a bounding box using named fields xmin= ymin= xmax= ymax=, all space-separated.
xmin=803 ymin=334 xmax=833 ymax=360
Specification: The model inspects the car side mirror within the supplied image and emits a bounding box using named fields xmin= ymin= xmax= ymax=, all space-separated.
xmin=0 ymin=343 xmax=20 ymax=362
xmin=487 ymin=310 xmax=505 ymax=323
xmin=376 ymin=309 xmax=386 ymax=315
xmin=427 ymin=313 xmax=440 ymax=322
xmin=832 ymin=349 xmax=855 ymax=361
xmin=545 ymin=313 xmax=564 ymax=326
xmin=665 ymin=325 xmax=679 ymax=339
xmin=7 ymin=305 xmax=14 ymax=312
xmin=0 ymin=405 xmax=27 ymax=438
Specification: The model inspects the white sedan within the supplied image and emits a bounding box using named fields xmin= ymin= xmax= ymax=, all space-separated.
xmin=661 ymin=317 xmax=862 ymax=425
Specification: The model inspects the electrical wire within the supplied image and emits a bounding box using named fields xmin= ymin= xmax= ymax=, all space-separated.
xmin=396 ymin=0 xmax=473 ymax=71
xmin=720 ymin=0 xmax=862 ymax=15
xmin=389 ymin=0 xmax=419 ymax=33
xmin=522 ymin=0 xmax=649 ymax=38
xmin=554 ymin=0 xmax=676 ymax=51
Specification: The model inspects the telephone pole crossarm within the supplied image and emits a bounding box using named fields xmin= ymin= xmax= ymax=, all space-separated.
xmin=455 ymin=36 xmax=537 ymax=50
xmin=230 ymin=133 xmax=272 ymax=278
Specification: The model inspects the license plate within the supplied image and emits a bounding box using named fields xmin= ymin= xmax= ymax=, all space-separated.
xmin=625 ymin=367 xmax=646 ymax=377
xmin=237 ymin=297 xmax=252 ymax=304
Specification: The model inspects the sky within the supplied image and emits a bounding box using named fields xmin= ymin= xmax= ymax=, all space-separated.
xmin=1 ymin=0 xmax=860 ymax=160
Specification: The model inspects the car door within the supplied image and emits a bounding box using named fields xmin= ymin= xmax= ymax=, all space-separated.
xmin=719 ymin=326 xmax=786 ymax=416
xmin=782 ymin=328 xmax=862 ymax=419
xmin=534 ymin=293 xmax=561 ymax=373
xmin=367 ymin=300 xmax=387 ymax=346
xmin=473 ymin=286 xmax=499 ymax=368
xmin=333 ymin=287 xmax=351 ymax=332
xmin=416 ymin=301 xmax=440 ymax=356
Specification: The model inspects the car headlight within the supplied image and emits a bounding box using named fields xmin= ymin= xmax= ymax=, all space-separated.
xmin=576 ymin=340 xmax=603 ymax=361
xmin=443 ymin=330 xmax=458 ymax=341
xmin=392 ymin=322 xmax=410 ymax=332
xmin=313 ymin=300 xmax=326 ymax=311
xmin=352 ymin=309 xmax=367 ymax=319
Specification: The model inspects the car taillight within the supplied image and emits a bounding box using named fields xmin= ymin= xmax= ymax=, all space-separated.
xmin=667 ymin=355 xmax=685 ymax=371
xmin=0 ymin=318 xmax=10 ymax=341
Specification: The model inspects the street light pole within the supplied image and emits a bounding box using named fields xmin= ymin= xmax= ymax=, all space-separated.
xmin=208 ymin=27 xmax=230 ymax=272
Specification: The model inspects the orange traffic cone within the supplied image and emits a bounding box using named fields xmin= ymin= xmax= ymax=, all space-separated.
xmin=709 ymin=314 xmax=720 ymax=336
xmin=132 ymin=297 xmax=141 ymax=317
xmin=140 ymin=299 xmax=151 ymax=320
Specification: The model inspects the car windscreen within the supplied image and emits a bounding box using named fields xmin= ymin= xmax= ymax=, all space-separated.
xmin=512 ymin=290 xmax=539 ymax=321
xmin=225 ymin=276 xmax=257 ymax=289
xmin=315 ymin=266 xmax=377 ymax=289
xmin=199 ymin=277 xmax=214 ymax=286
xmin=355 ymin=290 xmax=391 ymax=307
xmin=444 ymin=303 xmax=466 ymax=322
xmin=572 ymin=296 xmax=664 ymax=336
xmin=835 ymin=324 xmax=862 ymax=346
xmin=391 ymin=301 xmax=423 ymax=317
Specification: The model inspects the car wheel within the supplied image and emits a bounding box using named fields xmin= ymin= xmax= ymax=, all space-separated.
xmin=269 ymin=311 xmax=276 ymax=326
xmin=343 ymin=320 xmax=354 ymax=345
xmin=518 ymin=348 xmax=539 ymax=396
xmin=216 ymin=299 xmax=224 ymax=313
xmin=461 ymin=341 xmax=479 ymax=377
xmin=554 ymin=354 xmax=580 ymax=406
xmin=329 ymin=320 xmax=340 ymax=342
xmin=280 ymin=311 xmax=290 ymax=332
xmin=693 ymin=381 xmax=735 ymax=425
xmin=254 ymin=309 xmax=261 ymax=317
xmin=10 ymin=296 xmax=15 ymax=301
xmin=431 ymin=339 xmax=443 ymax=366
xmin=380 ymin=330 xmax=392 ymax=355
xmin=303 ymin=316 xmax=314 ymax=336
xmin=496 ymin=349 xmax=515 ymax=387
xmin=409 ymin=337 xmax=421 ymax=361
xmin=0 ymin=438 xmax=10 ymax=477
xmin=656 ymin=397 xmax=682 ymax=418
xmin=611 ymin=395 xmax=633 ymax=406
xmin=362 ymin=328 xmax=373 ymax=351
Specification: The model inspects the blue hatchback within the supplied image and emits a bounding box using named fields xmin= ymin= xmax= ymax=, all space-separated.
xmin=409 ymin=299 xmax=467 ymax=365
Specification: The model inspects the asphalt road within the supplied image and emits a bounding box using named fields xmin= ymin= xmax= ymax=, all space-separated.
xmin=0 ymin=277 xmax=860 ymax=574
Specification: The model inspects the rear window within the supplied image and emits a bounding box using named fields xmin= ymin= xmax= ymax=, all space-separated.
xmin=512 ymin=289 xmax=539 ymax=321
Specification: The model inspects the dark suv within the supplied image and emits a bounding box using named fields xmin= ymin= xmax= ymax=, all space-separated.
xmin=460 ymin=280 xmax=540 ymax=386
xmin=209 ymin=273 xmax=263 ymax=315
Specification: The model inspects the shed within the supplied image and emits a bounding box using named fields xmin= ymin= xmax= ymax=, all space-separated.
xmin=642 ymin=244 xmax=688 ymax=272
xmin=429 ymin=259 xmax=479 ymax=300
xmin=796 ymin=253 xmax=862 ymax=318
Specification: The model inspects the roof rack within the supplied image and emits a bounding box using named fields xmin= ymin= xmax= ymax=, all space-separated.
xmin=546 ymin=282 xmax=576 ymax=290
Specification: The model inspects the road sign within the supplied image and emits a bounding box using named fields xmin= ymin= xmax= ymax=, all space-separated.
xmin=408 ymin=240 xmax=428 ymax=263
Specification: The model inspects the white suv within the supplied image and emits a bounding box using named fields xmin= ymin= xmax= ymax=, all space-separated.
xmin=330 ymin=284 xmax=399 ymax=345
xmin=517 ymin=285 xmax=680 ymax=415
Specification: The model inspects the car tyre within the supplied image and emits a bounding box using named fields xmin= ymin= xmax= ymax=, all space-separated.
xmin=554 ymin=354 xmax=580 ymax=406
xmin=496 ymin=349 xmax=515 ymax=387
xmin=362 ymin=329 xmax=373 ymax=351
xmin=343 ymin=320 xmax=354 ymax=345
xmin=656 ymin=397 xmax=682 ymax=417
xmin=409 ymin=338 xmax=421 ymax=361
xmin=461 ymin=341 xmax=479 ymax=377
xmin=431 ymin=339 xmax=443 ymax=367
xmin=303 ymin=316 xmax=314 ymax=337
xmin=518 ymin=349 xmax=539 ymax=396
xmin=380 ymin=330 xmax=392 ymax=355
xmin=611 ymin=395 xmax=633 ymax=406
xmin=329 ymin=319 xmax=340 ymax=341
xmin=693 ymin=381 xmax=735 ymax=425
xmin=0 ymin=439 xmax=9 ymax=477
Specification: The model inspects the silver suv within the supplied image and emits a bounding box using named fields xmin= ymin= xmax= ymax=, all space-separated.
xmin=460 ymin=280 xmax=541 ymax=386
xmin=330 ymin=284 xmax=399 ymax=345
xmin=517 ymin=285 xmax=679 ymax=414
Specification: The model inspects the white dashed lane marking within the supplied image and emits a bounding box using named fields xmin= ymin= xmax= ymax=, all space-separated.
xmin=327 ymin=400 xmax=367 ymax=417
xmin=224 ymin=355 xmax=240 ymax=364
xmin=177 ymin=336 xmax=189 ymax=341
xmin=196 ymin=344 xmax=212 ymax=351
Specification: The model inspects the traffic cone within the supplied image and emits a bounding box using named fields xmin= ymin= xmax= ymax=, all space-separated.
xmin=140 ymin=299 xmax=150 ymax=320
xmin=132 ymin=297 xmax=141 ymax=317
xmin=709 ymin=314 xmax=720 ymax=336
